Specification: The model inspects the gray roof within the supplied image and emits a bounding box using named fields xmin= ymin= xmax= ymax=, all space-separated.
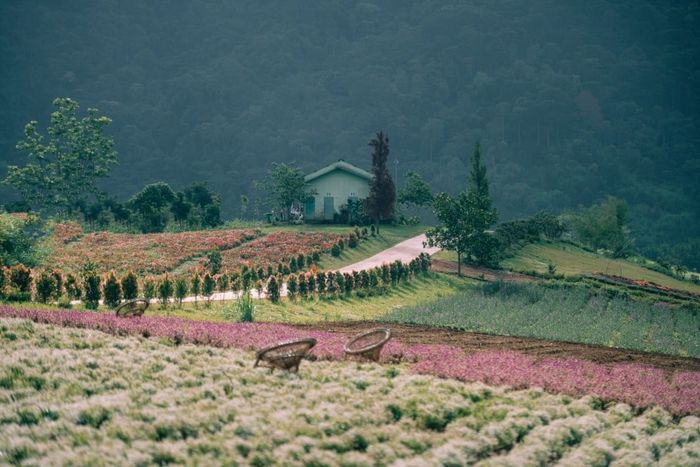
xmin=304 ymin=160 xmax=373 ymax=183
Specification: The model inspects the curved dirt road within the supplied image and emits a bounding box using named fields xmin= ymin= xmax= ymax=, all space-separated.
xmin=337 ymin=233 xmax=440 ymax=273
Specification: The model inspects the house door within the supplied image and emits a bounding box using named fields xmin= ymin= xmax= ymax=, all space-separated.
xmin=304 ymin=197 xmax=316 ymax=219
xmin=323 ymin=196 xmax=334 ymax=220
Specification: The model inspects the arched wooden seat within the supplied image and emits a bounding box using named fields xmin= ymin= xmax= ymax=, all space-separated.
xmin=115 ymin=299 xmax=149 ymax=317
xmin=344 ymin=328 xmax=392 ymax=362
xmin=254 ymin=337 xmax=317 ymax=373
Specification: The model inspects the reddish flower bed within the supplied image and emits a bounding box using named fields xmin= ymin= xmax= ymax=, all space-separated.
xmin=2 ymin=306 xmax=698 ymax=416
xmin=48 ymin=227 xmax=260 ymax=275
xmin=219 ymin=231 xmax=343 ymax=270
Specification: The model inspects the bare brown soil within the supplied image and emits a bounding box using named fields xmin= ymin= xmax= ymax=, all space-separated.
xmin=295 ymin=321 xmax=700 ymax=373
xmin=431 ymin=259 xmax=537 ymax=283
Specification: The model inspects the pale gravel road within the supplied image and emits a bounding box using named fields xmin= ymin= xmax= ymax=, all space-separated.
xmin=82 ymin=234 xmax=440 ymax=305
xmin=336 ymin=233 xmax=440 ymax=274
xmin=185 ymin=233 xmax=439 ymax=301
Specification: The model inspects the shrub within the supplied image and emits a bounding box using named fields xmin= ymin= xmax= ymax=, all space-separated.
xmin=287 ymin=274 xmax=298 ymax=300
xmin=381 ymin=264 xmax=391 ymax=284
xmin=191 ymin=273 xmax=202 ymax=301
xmin=174 ymin=278 xmax=189 ymax=306
xmin=143 ymin=278 xmax=156 ymax=302
xmin=257 ymin=267 xmax=265 ymax=280
xmin=326 ymin=271 xmax=338 ymax=296
xmin=206 ymin=250 xmax=222 ymax=275
xmin=217 ymin=274 xmax=229 ymax=294
xmin=343 ymin=273 xmax=353 ymax=295
xmin=348 ymin=234 xmax=358 ymax=248
xmin=255 ymin=280 xmax=264 ymax=298
xmin=335 ymin=272 xmax=345 ymax=296
xmin=267 ymin=265 xmax=274 ymax=277
xmin=9 ymin=264 xmax=32 ymax=293
xmin=158 ymin=275 xmax=174 ymax=307
xmin=297 ymin=254 xmax=305 ymax=270
xmin=316 ymin=271 xmax=326 ymax=294
xmin=352 ymin=271 xmax=361 ymax=289
xmin=202 ymin=273 xmax=216 ymax=302
xmin=312 ymin=252 xmax=320 ymax=263
xmin=267 ymin=276 xmax=280 ymax=303
xmin=103 ymin=272 xmax=122 ymax=308
xmin=237 ymin=289 xmax=255 ymax=320
xmin=65 ymin=273 xmax=82 ymax=300
xmin=50 ymin=270 xmax=63 ymax=298
xmin=83 ymin=268 xmax=102 ymax=310
xmin=241 ymin=270 xmax=251 ymax=291
xmin=306 ymin=273 xmax=316 ymax=295
xmin=289 ymin=257 xmax=298 ymax=273
xmin=359 ymin=270 xmax=370 ymax=289
xmin=390 ymin=261 xmax=400 ymax=285
xmin=121 ymin=271 xmax=139 ymax=300
xmin=331 ymin=244 xmax=341 ymax=257
xmin=368 ymin=269 xmax=379 ymax=290
xmin=35 ymin=270 xmax=56 ymax=303
xmin=298 ymin=274 xmax=308 ymax=299
xmin=0 ymin=267 xmax=6 ymax=298
xmin=306 ymin=256 xmax=314 ymax=268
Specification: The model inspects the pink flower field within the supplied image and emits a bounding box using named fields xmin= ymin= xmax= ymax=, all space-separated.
xmin=1 ymin=306 xmax=698 ymax=416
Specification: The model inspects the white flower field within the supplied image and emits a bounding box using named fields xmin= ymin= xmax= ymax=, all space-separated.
xmin=1 ymin=317 xmax=698 ymax=466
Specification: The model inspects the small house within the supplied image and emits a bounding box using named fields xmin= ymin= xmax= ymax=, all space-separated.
xmin=304 ymin=160 xmax=372 ymax=221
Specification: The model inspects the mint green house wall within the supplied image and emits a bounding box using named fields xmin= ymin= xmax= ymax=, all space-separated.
xmin=304 ymin=161 xmax=371 ymax=221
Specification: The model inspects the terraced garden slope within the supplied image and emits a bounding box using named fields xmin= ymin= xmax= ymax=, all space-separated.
xmin=1 ymin=318 xmax=698 ymax=465
xmin=383 ymin=281 xmax=700 ymax=358
xmin=502 ymin=242 xmax=700 ymax=295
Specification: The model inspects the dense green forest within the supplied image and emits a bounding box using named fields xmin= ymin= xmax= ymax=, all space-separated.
xmin=1 ymin=1 xmax=698 ymax=267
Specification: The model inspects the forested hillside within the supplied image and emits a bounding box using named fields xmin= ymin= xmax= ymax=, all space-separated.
xmin=1 ymin=1 xmax=698 ymax=266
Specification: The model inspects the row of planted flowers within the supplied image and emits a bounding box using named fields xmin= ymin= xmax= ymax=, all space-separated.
xmin=0 ymin=252 xmax=430 ymax=310
xmin=1 ymin=305 xmax=698 ymax=416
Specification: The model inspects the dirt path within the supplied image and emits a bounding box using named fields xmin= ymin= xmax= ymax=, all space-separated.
xmin=431 ymin=259 xmax=537 ymax=283
xmin=294 ymin=321 xmax=700 ymax=373
xmin=337 ymin=234 xmax=440 ymax=273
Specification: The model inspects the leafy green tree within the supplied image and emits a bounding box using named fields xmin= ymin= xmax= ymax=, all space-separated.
xmin=364 ymin=132 xmax=396 ymax=233
xmin=206 ymin=250 xmax=222 ymax=275
xmin=35 ymin=270 xmax=56 ymax=303
xmin=158 ymin=275 xmax=174 ymax=307
xmin=287 ymin=274 xmax=298 ymax=300
xmin=174 ymin=277 xmax=189 ymax=306
xmin=266 ymin=275 xmax=280 ymax=303
xmin=65 ymin=273 xmax=82 ymax=300
xmin=298 ymin=273 xmax=308 ymax=299
xmin=3 ymin=98 xmax=117 ymax=214
xmin=0 ymin=213 xmax=41 ymax=267
xmin=398 ymin=170 xmax=433 ymax=207
xmin=120 ymin=271 xmax=139 ymax=300
xmin=567 ymin=196 xmax=632 ymax=257
xmin=142 ymin=278 xmax=156 ymax=302
xmin=191 ymin=273 xmax=202 ymax=303
xmin=128 ymin=182 xmax=175 ymax=233
xmin=103 ymin=272 xmax=122 ymax=308
xmin=82 ymin=263 xmax=101 ymax=310
xmin=260 ymin=162 xmax=316 ymax=222
xmin=426 ymin=141 xmax=498 ymax=272
xmin=202 ymin=272 xmax=216 ymax=303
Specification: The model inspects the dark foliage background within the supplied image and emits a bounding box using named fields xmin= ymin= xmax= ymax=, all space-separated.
xmin=0 ymin=1 xmax=698 ymax=266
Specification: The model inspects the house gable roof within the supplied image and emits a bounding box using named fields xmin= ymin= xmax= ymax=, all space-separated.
xmin=304 ymin=160 xmax=373 ymax=183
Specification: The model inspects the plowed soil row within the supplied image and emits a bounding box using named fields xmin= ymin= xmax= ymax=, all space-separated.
xmin=295 ymin=321 xmax=700 ymax=373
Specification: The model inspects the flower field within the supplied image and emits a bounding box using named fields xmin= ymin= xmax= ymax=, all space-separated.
xmin=1 ymin=317 xmax=698 ymax=465
xmin=48 ymin=226 xmax=260 ymax=275
xmin=47 ymin=225 xmax=344 ymax=277
xmin=1 ymin=306 xmax=698 ymax=417
xmin=218 ymin=231 xmax=343 ymax=271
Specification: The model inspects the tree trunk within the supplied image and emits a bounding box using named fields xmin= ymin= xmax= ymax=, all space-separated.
xmin=457 ymin=250 xmax=462 ymax=276
xmin=375 ymin=219 xmax=379 ymax=235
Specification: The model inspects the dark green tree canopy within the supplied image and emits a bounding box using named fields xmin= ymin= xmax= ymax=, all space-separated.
xmin=260 ymin=162 xmax=316 ymax=221
xmin=398 ymin=170 xmax=433 ymax=208
xmin=364 ymin=131 xmax=396 ymax=231
xmin=3 ymin=97 xmax=117 ymax=214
